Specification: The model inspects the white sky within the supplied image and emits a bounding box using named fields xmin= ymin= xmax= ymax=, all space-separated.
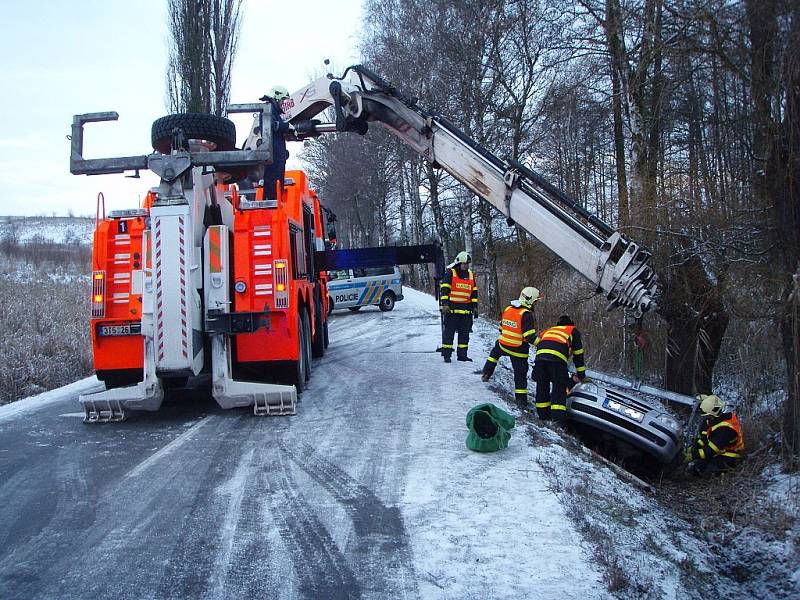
xmin=0 ymin=0 xmax=362 ymax=217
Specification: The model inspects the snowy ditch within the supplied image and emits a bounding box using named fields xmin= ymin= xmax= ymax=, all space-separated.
xmin=467 ymin=302 xmax=799 ymax=599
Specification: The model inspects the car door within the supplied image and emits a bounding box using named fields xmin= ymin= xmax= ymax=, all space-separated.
xmin=328 ymin=269 xmax=359 ymax=309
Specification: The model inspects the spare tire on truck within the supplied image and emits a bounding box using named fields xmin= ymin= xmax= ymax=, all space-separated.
xmin=151 ymin=113 xmax=237 ymax=154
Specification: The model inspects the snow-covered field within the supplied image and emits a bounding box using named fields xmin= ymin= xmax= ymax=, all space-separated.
xmin=2 ymin=288 xmax=797 ymax=599
xmin=0 ymin=215 xmax=94 ymax=245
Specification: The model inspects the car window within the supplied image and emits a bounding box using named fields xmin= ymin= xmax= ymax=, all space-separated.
xmin=329 ymin=270 xmax=350 ymax=280
xmin=363 ymin=266 xmax=395 ymax=277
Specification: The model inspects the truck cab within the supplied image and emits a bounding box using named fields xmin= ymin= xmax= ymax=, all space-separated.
xmin=231 ymin=169 xmax=329 ymax=387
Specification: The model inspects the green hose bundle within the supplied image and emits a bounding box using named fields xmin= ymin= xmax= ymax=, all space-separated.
xmin=465 ymin=403 xmax=516 ymax=452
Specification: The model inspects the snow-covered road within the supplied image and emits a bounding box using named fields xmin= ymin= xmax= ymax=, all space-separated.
xmin=0 ymin=288 xmax=605 ymax=599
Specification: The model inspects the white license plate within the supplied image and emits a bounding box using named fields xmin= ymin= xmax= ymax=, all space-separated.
xmin=100 ymin=324 xmax=134 ymax=336
xmin=603 ymin=398 xmax=644 ymax=422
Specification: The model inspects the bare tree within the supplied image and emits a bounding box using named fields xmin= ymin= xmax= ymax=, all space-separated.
xmin=166 ymin=0 xmax=242 ymax=115
xmin=765 ymin=3 xmax=800 ymax=467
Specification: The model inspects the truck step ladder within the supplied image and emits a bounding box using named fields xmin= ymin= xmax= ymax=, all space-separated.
xmin=82 ymin=396 xmax=126 ymax=423
xmin=78 ymin=338 xmax=165 ymax=423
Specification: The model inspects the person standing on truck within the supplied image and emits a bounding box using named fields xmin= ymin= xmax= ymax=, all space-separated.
xmin=533 ymin=315 xmax=587 ymax=423
xmin=481 ymin=287 xmax=541 ymax=411
xmin=439 ymin=251 xmax=478 ymax=362
xmin=259 ymin=86 xmax=290 ymax=200
xmin=684 ymin=394 xmax=745 ymax=476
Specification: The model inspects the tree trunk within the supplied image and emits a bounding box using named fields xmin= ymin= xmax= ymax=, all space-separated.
xmin=767 ymin=5 xmax=800 ymax=467
xmin=478 ymin=202 xmax=499 ymax=315
xmin=427 ymin=164 xmax=447 ymax=244
xmin=660 ymin=253 xmax=730 ymax=395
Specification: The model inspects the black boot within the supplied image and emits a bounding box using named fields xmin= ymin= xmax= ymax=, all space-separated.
xmin=457 ymin=356 xmax=473 ymax=362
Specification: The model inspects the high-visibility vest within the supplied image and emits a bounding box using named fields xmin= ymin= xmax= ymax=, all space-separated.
xmin=707 ymin=413 xmax=745 ymax=457
xmin=448 ymin=268 xmax=476 ymax=305
xmin=499 ymin=305 xmax=529 ymax=348
xmin=535 ymin=325 xmax=576 ymax=363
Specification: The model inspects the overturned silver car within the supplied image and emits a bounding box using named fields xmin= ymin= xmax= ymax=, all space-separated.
xmin=566 ymin=380 xmax=684 ymax=463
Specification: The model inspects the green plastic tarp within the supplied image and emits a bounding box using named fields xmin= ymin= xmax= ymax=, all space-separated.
xmin=465 ymin=403 xmax=516 ymax=452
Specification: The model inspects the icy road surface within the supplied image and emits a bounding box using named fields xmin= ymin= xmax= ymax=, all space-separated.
xmin=0 ymin=288 xmax=603 ymax=599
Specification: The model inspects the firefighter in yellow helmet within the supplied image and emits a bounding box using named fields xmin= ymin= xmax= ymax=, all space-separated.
xmin=481 ymin=287 xmax=541 ymax=411
xmin=533 ymin=315 xmax=586 ymax=422
xmin=684 ymin=394 xmax=745 ymax=476
xmin=439 ymin=251 xmax=478 ymax=362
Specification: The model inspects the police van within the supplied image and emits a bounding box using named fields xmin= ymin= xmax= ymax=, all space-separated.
xmin=327 ymin=266 xmax=403 ymax=312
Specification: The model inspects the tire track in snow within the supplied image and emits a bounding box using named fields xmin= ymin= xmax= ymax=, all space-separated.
xmin=283 ymin=441 xmax=418 ymax=599
xmin=153 ymin=417 xmax=260 ymax=599
xmin=263 ymin=440 xmax=362 ymax=599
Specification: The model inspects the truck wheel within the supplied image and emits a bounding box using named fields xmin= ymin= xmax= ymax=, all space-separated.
xmin=312 ymin=289 xmax=325 ymax=358
xmin=378 ymin=291 xmax=396 ymax=312
xmin=349 ymin=306 xmax=361 ymax=312
xmin=292 ymin=319 xmax=306 ymax=394
xmin=302 ymin=311 xmax=312 ymax=381
xmin=151 ymin=113 xmax=236 ymax=154
xmin=323 ymin=318 xmax=329 ymax=348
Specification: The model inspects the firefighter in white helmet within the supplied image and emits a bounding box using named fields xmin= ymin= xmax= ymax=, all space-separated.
xmin=684 ymin=394 xmax=745 ymax=476
xmin=481 ymin=287 xmax=541 ymax=411
xmin=258 ymin=85 xmax=291 ymax=200
xmin=439 ymin=251 xmax=478 ymax=362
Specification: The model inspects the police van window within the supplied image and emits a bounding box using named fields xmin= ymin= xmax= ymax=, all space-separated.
xmin=353 ymin=268 xmax=367 ymax=278
xmin=364 ymin=266 xmax=394 ymax=277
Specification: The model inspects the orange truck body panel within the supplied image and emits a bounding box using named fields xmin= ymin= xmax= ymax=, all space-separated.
xmin=90 ymin=215 xmax=146 ymax=374
xmin=233 ymin=170 xmax=318 ymax=363
xmin=88 ymin=171 xmax=329 ymax=381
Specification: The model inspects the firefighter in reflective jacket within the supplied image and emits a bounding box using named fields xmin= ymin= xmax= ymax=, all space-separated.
xmin=684 ymin=394 xmax=745 ymax=475
xmin=481 ymin=287 xmax=541 ymax=410
xmin=533 ymin=315 xmax=586 ymax=422
xmin=440 ymin=251 xmax=479 ymax=362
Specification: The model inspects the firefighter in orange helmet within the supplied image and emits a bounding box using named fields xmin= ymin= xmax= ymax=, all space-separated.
xmin=684 ymin=394 xmax=745 ymax=476
xmin=481 ymin=287 xmax=541 ymax=410
xmin=533 ymin=315 xmax=586 ymax=422
xmin=440 ymin=251 xmax=479 ymax=362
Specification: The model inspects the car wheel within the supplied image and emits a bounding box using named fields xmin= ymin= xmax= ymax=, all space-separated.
xmin=151 ymin=113 xmax=236 ymax=154
xmin=378 ymin=291 xmax=396 ymax=312
xmin=327 ymin=296 xmax=334 ymax=315
xmin=348 ymin=306 xmax=361 ymax=312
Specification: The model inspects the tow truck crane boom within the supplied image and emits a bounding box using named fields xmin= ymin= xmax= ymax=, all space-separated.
xmin=239 ymin=65 xmax=659 ymax=316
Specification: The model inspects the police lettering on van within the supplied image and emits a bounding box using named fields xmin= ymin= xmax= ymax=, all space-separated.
xmin=327 ymin=266 xmax=404 ymax=312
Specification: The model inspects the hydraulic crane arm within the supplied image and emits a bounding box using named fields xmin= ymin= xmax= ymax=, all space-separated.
xmin=234 ymin=65 xmax=659 ymax=316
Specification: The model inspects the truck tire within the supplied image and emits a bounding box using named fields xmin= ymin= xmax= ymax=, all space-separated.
xmin=323 ymin=318 xmax=329 ymax=348
xmin=302 ymin=311 xmax=312 ymax=381
xmin=312 ymin=288 xmax=325 ymax=358
xmin=292 ymin=318 xmax=306 ymax=394
xmin=151 ymin=113 xmax=236 ymax=154
xmin=378 ymin=291 xmax=396 ymax=312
